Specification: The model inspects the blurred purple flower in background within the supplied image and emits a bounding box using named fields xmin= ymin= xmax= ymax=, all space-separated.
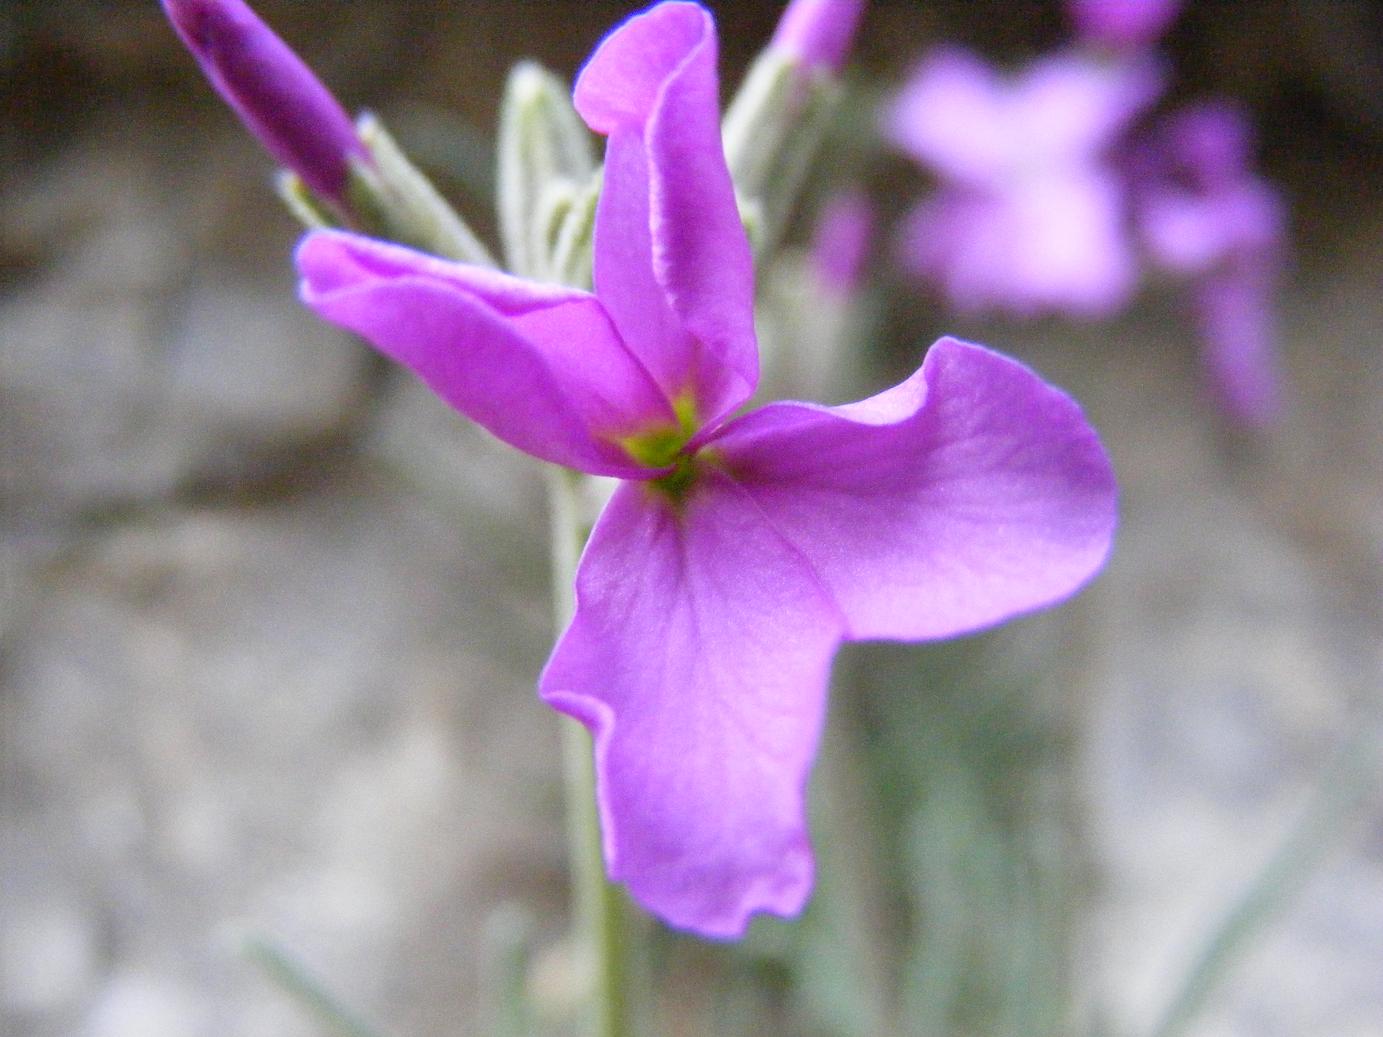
xmin=1135 ymin=101 xmax=1287 ymax=424
xmin=886 ymin=47 xmax=1161 ymax=317
xmin=295 ymin=2 xmax=1117 ymax=937
xmin=1067 ymin=0 xmax=1182 ymax=51
xmin=1137 ymin=103 xmax=1283 ymax=274
xmin=883 ymin=0 xmax=1286 ymax=428
xmin=162 ymin=0 xmax=364 ymax=205
xmin=810 ymin=188 xmax=874 ymax=294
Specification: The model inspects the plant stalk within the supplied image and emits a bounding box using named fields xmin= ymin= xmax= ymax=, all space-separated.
xmin=547 ymin=466 xmax=631 ymax=1037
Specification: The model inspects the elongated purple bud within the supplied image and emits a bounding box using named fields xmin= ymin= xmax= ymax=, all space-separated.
xmin=1067 ymin=0 xmax=1181 ymax=50
xmin=811 ymin=190 xmax=873 ymax=294
xmin=163 ymin=0 xmax=364 ymax=203
xmin=770 ymin=0 xmax=865 ymax=73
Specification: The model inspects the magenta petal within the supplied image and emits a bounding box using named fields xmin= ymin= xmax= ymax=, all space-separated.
xmin=541 ymin=475 xmax=844 ymax=938
xmin=1140 ymin=180 xmax=1282 ymax=276
xmin=1158 ymin=101 xmax=1257 ymax=193
xmin=900 ymin=177 xmax=1137 ymax=318
xmin=710 ymin=337 xmax=1117 ymax=640
xmin=1016 ymin=51 xmax=1164 ymax=162
xmin=887 ymin=48 xmax=1160 ymax=183
xmin=884 ymin=48 xmax=1013 ymax=185
xmin=296 ymin=231 xmax=672 ymax=477
xmin=575 ymin=1 xmax=758 ymax=423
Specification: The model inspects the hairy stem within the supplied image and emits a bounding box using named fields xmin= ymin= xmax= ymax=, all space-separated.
xmin=547 ymin=466 xmax=631 ymax=1037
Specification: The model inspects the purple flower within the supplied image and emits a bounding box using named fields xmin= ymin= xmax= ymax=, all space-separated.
xmin=163 ymin=0 xmax=364 ymax=204
xmin=1138 ymin=104 xmax=1282 ymax=274
xmin=1136 ymin=102 xmax=1286 ymax=425
xmin=886 ymin=47 xmax=1161 ymax=318
xmin=1067 ymin=0 xmax=1182 ymax=50
xmin=810 ymin=189 xmax=874 ymax=294
xmin=295 ymin=2 xmax=1117 ymax=937
xmin=770 ymin=0 xmax=866 ymax=73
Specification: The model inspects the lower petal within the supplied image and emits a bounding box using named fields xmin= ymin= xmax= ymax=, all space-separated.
xmin=540 ymin=474 xmax=844 ymax=938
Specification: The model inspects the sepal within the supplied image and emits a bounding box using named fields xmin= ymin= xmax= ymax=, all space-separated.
xmin=275 ymin=170 xmax=337 ymax=230
xmin=722 ymin=51 xmax=842 ymax=259
xmin=347 ymin=112 xmax=496 ymax=267
xmin=497 ymin=61 xmax=598 ymax=280
xmin=548 ymin=171 xmax=602 ymax=291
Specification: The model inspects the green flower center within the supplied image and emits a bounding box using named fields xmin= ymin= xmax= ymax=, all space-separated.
xmin=618 ymin=392 xmax=706 ymax=502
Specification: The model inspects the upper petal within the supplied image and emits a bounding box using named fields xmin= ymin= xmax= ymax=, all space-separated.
xmin=883 ymin=47 xmax=1014 ymax=185
xmin=541 ymin=474 xmax=844 ymax=938
xmin=709 ymin=337 xmax=1118 ymax=641
xmin=886 ymin=47 xmax=1162 ymax=182
xmin=1016 ymin=52 xmax=1164 ymax=163
xmin=297 ymin=230 xmax=672 ymax=477
xmin=575 ymin=1 xmax=758 ymax=425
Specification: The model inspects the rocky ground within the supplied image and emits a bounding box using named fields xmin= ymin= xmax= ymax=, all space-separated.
xmin=3 ymin=3 xmax=1380 ymax=1036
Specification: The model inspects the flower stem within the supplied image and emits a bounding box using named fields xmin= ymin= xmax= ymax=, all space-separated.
xmin=1145 ymin=724 xmax=1380 ymax=1037
xmin=242 ymin=936 xmax=387 ymax=1037
xmin=546 ymin=466 xmax=631 ymax=1037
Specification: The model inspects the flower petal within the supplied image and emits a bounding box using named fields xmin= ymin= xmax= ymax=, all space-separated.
xmin=883 ymin=47 xmax=1013 ymax=185
xmin=886 ymin=48 xmax=1161 ymax=182
xmin=900 ymin=177 xmax=1137 ymax=318
xmin=1139 ymin=180 xmax=1282 ymax=276
xmin=575 ymin=1 xmax=757 ymax=424
xmin=297 ymin=230 xmax=672 ymax=477
xmin=541 ymin=474 xmax=844 ymax=938
xmin=1016 ymin=52 xmax=1163 ymax=164
xmin=710 ymin=337 xmax=1117 ymax=640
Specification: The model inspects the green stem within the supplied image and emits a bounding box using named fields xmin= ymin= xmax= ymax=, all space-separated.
xmin=547 ymin=466 xmax=631 ymax=1037
xmin=1146 ymin=726 xmax=1379 ymax=1037
xmin=243 ymin=936 xmax=387 ymax=1037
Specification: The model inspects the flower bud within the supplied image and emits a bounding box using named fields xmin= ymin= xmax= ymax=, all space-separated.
xmin=496 ymin=61 xmax=598 ymax=281
xmin=770 ymin=0 xmax=865 ymax=74
xmin=1066 ymin=0 xmax=1181 ymax=50
xmin=810 ymin=189 xmax=873 ymax=294
xmin=162 ymin=0 xmax=363 ymax=205
xmin=723 ymin=2 xmax=865 ymax=258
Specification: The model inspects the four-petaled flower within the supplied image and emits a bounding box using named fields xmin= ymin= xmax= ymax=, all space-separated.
xmin=296 ymin=1 xmax=1117 ymax=937
xmin=885 ymin=46 xmax=1161 ymax=318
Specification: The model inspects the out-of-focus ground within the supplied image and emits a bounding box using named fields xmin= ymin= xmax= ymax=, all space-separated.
xmin=2 ymin=2 xmax=1380 ymax=1035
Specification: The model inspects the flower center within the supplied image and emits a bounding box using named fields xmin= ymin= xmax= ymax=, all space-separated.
xmin=618 ymin=392 xmax=707 ymax=502
xmin=650 ymin=450 xmax=701 ymax=500
xmin=619 ymin=392 xmax=699 ymax=467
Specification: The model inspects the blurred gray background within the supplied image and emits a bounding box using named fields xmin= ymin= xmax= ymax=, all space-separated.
xmin=2 ymin=2 xmax=1381 ymax=1035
